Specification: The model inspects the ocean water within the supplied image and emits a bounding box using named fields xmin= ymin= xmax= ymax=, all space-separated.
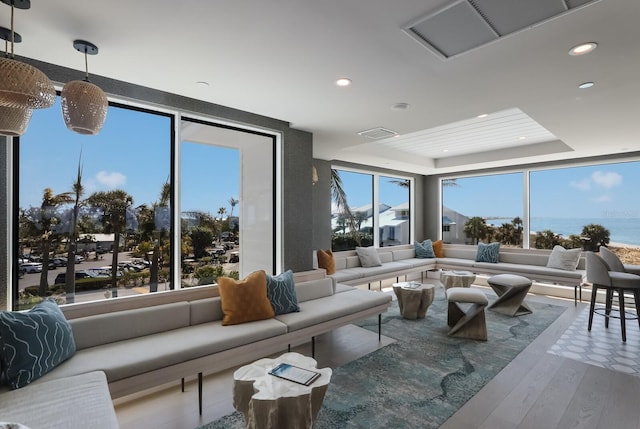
xmin=485 ymin=217 xmax=640 ymax=246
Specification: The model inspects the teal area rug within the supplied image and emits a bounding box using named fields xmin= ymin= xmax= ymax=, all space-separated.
xmin=199 ymin=290 xmax=566 ymax=428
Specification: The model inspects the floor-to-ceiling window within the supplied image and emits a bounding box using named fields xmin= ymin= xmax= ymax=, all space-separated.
xmin=331 ymin=168 xmax=412 ymax=250
xmin=17 ymin=99 xmax=172 ymax=309
xmin=179 ymin=119 xmax=276 ymax=285
xmin=441 ymin=173 xmax=524 ymax=246
xmin=441 ymin=160 xmax=640 ymax=256
xmin=530 ymin=161 xmax=640 ymax=251
xmin=14 ymin=98 xmax=278 ymax=310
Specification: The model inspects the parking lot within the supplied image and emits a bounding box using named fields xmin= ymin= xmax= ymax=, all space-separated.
xmin=18 ymin=252 xmax=142 ymax=292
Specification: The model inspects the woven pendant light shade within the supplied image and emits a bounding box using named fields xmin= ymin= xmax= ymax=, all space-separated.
xmin=0 ymin=1 xmax=55 ymax=110
xmin=0 ymin=103 xmax=32 ymax=136
xmin=61 ymin=79 xmax=108 ymax=135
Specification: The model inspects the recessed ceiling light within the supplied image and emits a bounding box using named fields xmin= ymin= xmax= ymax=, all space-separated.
xmin=196 ymin=81 xmax=210 ymax=87
xmin=391 ymin=102 xmax=409 ymax=111
xmin=578 ymin=82 xmax=595 ymax=89
xmin=477 ymin=113 xmax=489 ymax=118
xmin=569 ymin=42 xmax=597 ymax=56
xmin=518 ymin=136 xmax=527 ymax=140
xmin=335 ymin=78 xmax=352 ymax=87
xmin=443 ymin=149 xmax=449 ymax=152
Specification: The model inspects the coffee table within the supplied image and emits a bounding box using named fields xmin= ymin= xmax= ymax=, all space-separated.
xmin=233 ymin=352 xmax=332 ymax=429
xmin=392 ymin=282 xmax=435 ymax=320
xmin=440 ymin=270 xmax=476 ymax=290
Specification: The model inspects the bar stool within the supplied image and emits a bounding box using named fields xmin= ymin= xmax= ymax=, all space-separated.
xmin=585 ymin=252 xmax=640 ymax=342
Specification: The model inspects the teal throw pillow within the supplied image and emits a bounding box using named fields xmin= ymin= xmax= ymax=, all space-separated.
xmin=414 ymin=239 xmax=436 ymax=258
xmin=475 ymin=242 xmax=500 ymax=263
xmin=266 ymin=270 xmax=300 ymax=315
xmin=0 ymin=298 xmax=76 ymax=389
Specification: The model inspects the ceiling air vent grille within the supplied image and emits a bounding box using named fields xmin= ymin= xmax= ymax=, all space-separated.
xmin=357 ymin=127 xmax=398 ymax=140
xmin=404 ymin=0 xmax=600 ymax=60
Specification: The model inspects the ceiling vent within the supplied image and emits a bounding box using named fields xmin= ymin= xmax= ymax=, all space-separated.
xmin=357 ymin=127 xmax=398 ymax=140
xmin=404 ymin=0 xmax=599 ymax=59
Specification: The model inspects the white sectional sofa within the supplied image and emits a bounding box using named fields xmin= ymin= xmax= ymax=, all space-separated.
xmin=0 ymin=270 xmax=391 ymax=428
xmin=324 ymin=244 xmax=586 ymax=303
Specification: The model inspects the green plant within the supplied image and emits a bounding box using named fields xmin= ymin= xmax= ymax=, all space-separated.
xmin=194 ymin=264 xmax=225 ymax=285
xmin=581 ymin=223 xmax=610 ymax=251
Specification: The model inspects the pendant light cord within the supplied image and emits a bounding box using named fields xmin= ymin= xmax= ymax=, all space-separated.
xmin=84 ymin=49 xmax=90 ymax=81
xmin=9 ymin=2 xmax=14 ymax=58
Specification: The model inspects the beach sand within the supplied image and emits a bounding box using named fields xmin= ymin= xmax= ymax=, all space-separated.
xmin=609 ymin=243 xmax=640 ymax=265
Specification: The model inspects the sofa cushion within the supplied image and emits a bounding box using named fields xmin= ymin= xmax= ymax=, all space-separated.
xmin=189 ymin=297 xmax=223 ymax=325
xmin=476 ymin=242 xmax=500 ymax=263
xmin=275 ymin=289 xmax=392 ymax=332
xmin=266 ymin=270 xmax=300 ymax=315
xmin=0 ymin=371 xmax=119 ymax=428
xmin=0 ymin=299 xmax=76 ymax=389
xmin=433 ymin=239 xmax=445 ymax=258
xmin=546 ymin=245 xmax=581 ymax=271
xmin=414 ymin=239 xmax=435 ymax=258
xmin=70 ymin=301 xmax=190 ymax=349
xmin=36 ymin=318 xmax=288 ymax=384
xmin=317 ymin=249 xmax=336 ymax=274
xmin=218 ymin=270 xmax=275 ymax=325
xmin=294 ymin=278 xmax=335 ymax=302
xmin=356 ymin=246 xmax=382 ymax=267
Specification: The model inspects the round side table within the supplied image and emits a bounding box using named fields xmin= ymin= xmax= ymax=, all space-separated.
xmin=440 ymin=270 xmax=476 ymax=290
xmin=392 ymin=282 xmax=435 ymax=320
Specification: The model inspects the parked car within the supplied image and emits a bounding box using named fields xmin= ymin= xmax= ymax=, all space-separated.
xmin=229 ymin=251 xmax=239 ymax=263
xmin=74 ymin=255 xmax=85 ymax=264
xmin=21 ymin=262 xmax=43 ymax=273
xmin=54 ymin=270 xmax=96 ymax=284
xmin=51 ymin=257 xmax=68 ymax=267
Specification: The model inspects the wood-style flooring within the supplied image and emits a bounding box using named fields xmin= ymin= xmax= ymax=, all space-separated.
xmin=114 ymin=285 xmax=640 ymax=429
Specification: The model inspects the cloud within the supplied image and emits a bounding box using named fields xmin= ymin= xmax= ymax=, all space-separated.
xmin=95 ymin=171 xmax=126 ymax=188
xmin=591 ymin=194 xmax=612 ymax=203
xmin=569 ymin=178 xmax=591 ymax=191
xmin=591 ymin=171 xmax=622 ymax=188
xmin=569 ymin=171 xmax=622 ymax=191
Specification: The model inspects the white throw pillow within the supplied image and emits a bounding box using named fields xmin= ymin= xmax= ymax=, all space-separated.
xmin=546 ymin=245 xmax=581 ymax=271
xmin=356 ymin=246 xmax=382 ymax=267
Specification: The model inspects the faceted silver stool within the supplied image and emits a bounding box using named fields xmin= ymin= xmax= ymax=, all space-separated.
xmin=446 ymin=287 xmax=488 ymax=341
xmin=487 ymin=274 xmax=533 ymax=317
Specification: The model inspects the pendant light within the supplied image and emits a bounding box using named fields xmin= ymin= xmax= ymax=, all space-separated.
xmin=0 ymin=0 xmax=55 ymax=110
xmin=60 ymin=40 xmax=108 ymax=135
xmin=0 ymin=25 xmax=32 ymax=136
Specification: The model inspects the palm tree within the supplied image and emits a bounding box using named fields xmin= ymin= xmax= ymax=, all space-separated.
xmin=35 ymin=188 xmax=72 ymax=296
xmin=330 ymin=169 xmax=359 ymax=245
xmin=150 ymin=182 xmax=170 ymax=292
xmin=63 ymin=157 xmax=84 ymax=303
xmin=442 ymin=179 xmax=460 ymax=187
xmin=389 ymin=179 xmax=409 ymax=188
xmin=228 ymin=197 xmax=239 ymax=217
xmin=217 ymin=207 xmax=226 ymax=220
xmin=87 ymin=190 xmax=135 ymax=298
xmin=463 ymin=216 xmax=489 ymax=245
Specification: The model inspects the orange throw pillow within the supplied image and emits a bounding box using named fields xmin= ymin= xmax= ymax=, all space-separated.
xmin=432 ymin=240 xmax=444 ymax=258
xmin=217 ymin=270 xmax=275 ymax=325
xmin=317 ymin=249 xmax=336 ymax=275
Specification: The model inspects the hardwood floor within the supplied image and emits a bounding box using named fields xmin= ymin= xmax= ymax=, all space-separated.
xmin=114 ymin=287 xmax=640 ymax=429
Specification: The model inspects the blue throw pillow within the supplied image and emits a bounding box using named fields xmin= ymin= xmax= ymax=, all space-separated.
xmin=0 ymin=298 xmax=76 ymax=389
xmin=414 ymin=240 xmax=436 ymax=258
xmin=475 ymin=242 xmax=500 ymax=263
xmin=266 ymin=270 xmax=300 ymax=315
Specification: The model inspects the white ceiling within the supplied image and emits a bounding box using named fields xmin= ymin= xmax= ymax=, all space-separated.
xmin=4 ymin=0 xmax=640 ymax=175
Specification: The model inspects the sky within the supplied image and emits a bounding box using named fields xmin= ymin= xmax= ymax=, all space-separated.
xmin=338 ymin=171 xmax=409 ymax=210
xmin=444 ymin=163 xmax=640 ymax=219
xmin=19 ymin=100 xmax=239 ymax=215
